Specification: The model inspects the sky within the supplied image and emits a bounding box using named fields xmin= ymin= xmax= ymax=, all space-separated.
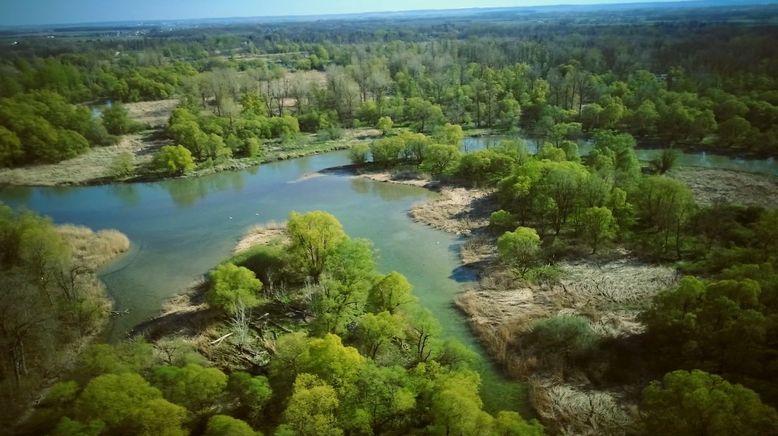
xmin=0 ymin=0 xmax=694 ymax=26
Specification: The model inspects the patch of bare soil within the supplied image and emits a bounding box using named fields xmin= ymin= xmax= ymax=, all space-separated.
xmin=234 ymin=222 xmax=288 ymax=254
xmin=124 ymin=99 xmax=178 ymax=128
xmin=670 ymin=166 xmax=778 ymax=208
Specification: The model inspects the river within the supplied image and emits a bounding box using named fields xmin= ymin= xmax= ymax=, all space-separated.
xmin=0 ymin=148 xmax=530 ymax=414
xmin=1 ymin=138 xmax=775 ymax=415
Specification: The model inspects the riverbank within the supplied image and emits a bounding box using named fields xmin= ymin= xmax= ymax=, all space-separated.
xmin=0 ymin=128 xmax=381 ymax=187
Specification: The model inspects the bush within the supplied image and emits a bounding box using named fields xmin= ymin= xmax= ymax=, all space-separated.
xmin=348 ymin=143 xmax=370 ymax=165
xmin=109 ymin=152 xmax=135 ymax=178
xmin=152 ymin=145 xmax=195 ymax=176
xmin=317 ymin=127 xmax=344 ymax=141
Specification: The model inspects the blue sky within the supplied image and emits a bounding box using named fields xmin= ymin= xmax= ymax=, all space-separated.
xmin=0 ymin=0 xmax=692 ymax=26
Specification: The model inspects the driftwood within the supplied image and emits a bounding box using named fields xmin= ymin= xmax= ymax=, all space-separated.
xmin=209 ymin=332 xmax=233 ymax=346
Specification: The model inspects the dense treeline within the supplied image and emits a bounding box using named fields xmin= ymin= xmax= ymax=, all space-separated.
xmin=25 ymin=211 xmax=543 ymax=435
xmin=2 ymin=3 xmax=778 ymax=169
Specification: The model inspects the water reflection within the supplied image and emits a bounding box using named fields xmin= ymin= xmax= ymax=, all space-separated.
xmin=111 ymin=184 xmax=141 ymax=207
xmin=349 ymin=176 xmax=429 ymax=202
xmin=160 ymin=170 xmax=247 ymax=208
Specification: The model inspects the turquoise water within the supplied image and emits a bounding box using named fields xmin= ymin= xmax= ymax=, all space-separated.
xmin=0 ymin=150 xmax=527 ymax=414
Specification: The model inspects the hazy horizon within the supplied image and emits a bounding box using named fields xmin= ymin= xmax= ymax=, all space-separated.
xmin=0 ymin=0 xmax=699 ymax=27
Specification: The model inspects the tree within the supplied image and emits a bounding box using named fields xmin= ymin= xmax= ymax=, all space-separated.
xmin=354 ymin=311 xmax=405 ymax=359
xmin=312 ymin=239 xmax=375 ymax=334
xmin=152 ymin=145 xmax=195 ymax=176
xmin=376 ymin=116 xmax=393 ymax=135
xmin=204 ymin=415 xmax=259 ymax=436
xmin=287 ymin=211 xmax=347 ymax=281
xmin=640 ymin=370 xmax=778 ymax=436
xmin=430 ymin=370 xmax=492 ymax=436
xmin=277 ymin=374 xmax=342 ymax=436
xmin=369 ymin=136 xmax=404 ymax=165
xmin=228 ymin=372 xmax=272 ymax=423
xmin=432 ymin=123 xmax=464 ymax=146
xmin=348 ymin=143 xmax=370 ymax=165
xmin=580 ymin=207 xmax=615 ymax=254
xmin=497 ymin=227 xmax=540 ymax=277
xmin=207 ymin=262 xmax=263 ymax=315
xmin=420 ymin=143 xmax=461 ymax=176
xmin=101 ymin=102 xmax=138 ymax=135
xmin=150 ymin=363 xmax=228 ymax=412
xmin=634 ymin=176 xmax=696 ymax=257
xmin=73 ymin=372 xmax=186 ymax=435
xmin=649 ymin=148 xmax=678 ymax=174
xmin=494 ymin=411 xmax=544 ymax=436
xmin=367 ymin=272 xmax=415 ymax=314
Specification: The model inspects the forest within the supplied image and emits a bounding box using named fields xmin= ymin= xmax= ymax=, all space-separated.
xmin=2 ymin=1 xmax=778 ymax=435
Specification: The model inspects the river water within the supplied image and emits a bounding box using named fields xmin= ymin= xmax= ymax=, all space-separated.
xmin=1 ymin=138 xmax=775 ymax=414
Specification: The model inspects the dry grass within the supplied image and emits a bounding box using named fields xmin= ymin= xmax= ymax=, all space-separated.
xmin=0 ymin=134 xmax=163 ymax=186
xmin=528 ymin=377 xmax=638 ymax=436
xmin=233 ymin=221 xmax=288 ymax=254
xmin=124 ymin=99 xmax=178 ymax=128
xmin=409 ymin=187 xmax=496 ymax=235
xmin=670 ymin=166 xmax=778 ymax=208
xmin=58 ymin=225 xmax=130 ymax=270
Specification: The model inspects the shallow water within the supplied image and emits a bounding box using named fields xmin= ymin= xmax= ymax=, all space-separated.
xmin=0 ymin=150 xmax=528 ymax=413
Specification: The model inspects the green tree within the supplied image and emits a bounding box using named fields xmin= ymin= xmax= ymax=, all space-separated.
xmin=367 ymin=271 xmax=415 ymax=314
xmin=497 ymin=227 xmax=540 ymax=277
xmin=207 ymin=262 xmax=263 ymax=315
xmin=73 ymin=372 xmax=186 ymax=435
xmin=634 ymin=176 xmax=696 ymax=258
xmin=580 ymin=207 xmax=616 ymax=254
xmin=640 ymin=370 xmax=778 ymax=436
xmin=376 ymin=116 xmax=393 ymax=135
xmin=152 ymin=145 xmax=195 ymax=176
xmin=354 ymin=311 xmax=405 ymax=359
xmin=150 ymin=363 xmax=228 ymax=412
xmin=348 ymin=143 xmax=370 ymax=165
xmin=287 ymin=211 xmax=347 ymax=281
xmin=101 ymin=102 xmax=138 ymax=135
xmin=524 ymin=316 xmax=596 ymax=377
xmin=277 ymin=374 xmax=342 ymax=436
xmin=420 ymin=143 xmax=461 ymax=176
xmin=432 ymin=123 xmax=464 ymax=146
xmin=227 ymin=372 xmax=272 ymax=423
xmin=204 ymin=415 xmax=259 ymax=436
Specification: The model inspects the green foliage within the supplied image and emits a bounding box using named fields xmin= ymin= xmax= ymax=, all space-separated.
xmin=640 ymin=370 xmax=778 ymax=436
xmin=0 ymin=91 xmax=106 ymax=166
xmin=580 ymin=206 xmax=616 ymax=254
xmin=367 ymin=271 xmax=415 ymax=314
xmin=101 ymin=102 xmax=140 ymax=135
xmin=73 ymin=372 xmax=187 ymax=435
xmin=150 ymin=363 xmax=228 ymax=412
xmin=227 ymin=372 xmax=272 ymax=423
xmin=432 ymin=123 xmax=464 ymax=146
xmin=376 ymin=116 xmax=393 ymax=135
xmin=633 ymin=176 xmax=696 ymax=258
xmin=277 ymin=374 xmax=342 ymax=436
xmin=497 ymin=227 xmax=540 ymax=277
xmin=489 ymin=210 xmax=515 ymax=231
xmin=152 ymin=145 xmax=195 ymax=176
xmin=109 ymin=152 xmax=135 ymax=178
xmin=420 ymin=143 xmax=461 ymax=177
xmin=348 ymin=143 xmax=370 ymax=165
xmin=207 ymin=262 xmax=263 ymax=315
xmin=456 ymin=149 xmax=514 ymax=186
xmin=523 ymin=316 xmax=596 ymax=376
xmin=204 ymin=415 xmax=260 ymax=436
xmin=287 ymin=211 xmax=347 ymax=281
xmin=354 ymin=311 xmax=405 ymax=359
